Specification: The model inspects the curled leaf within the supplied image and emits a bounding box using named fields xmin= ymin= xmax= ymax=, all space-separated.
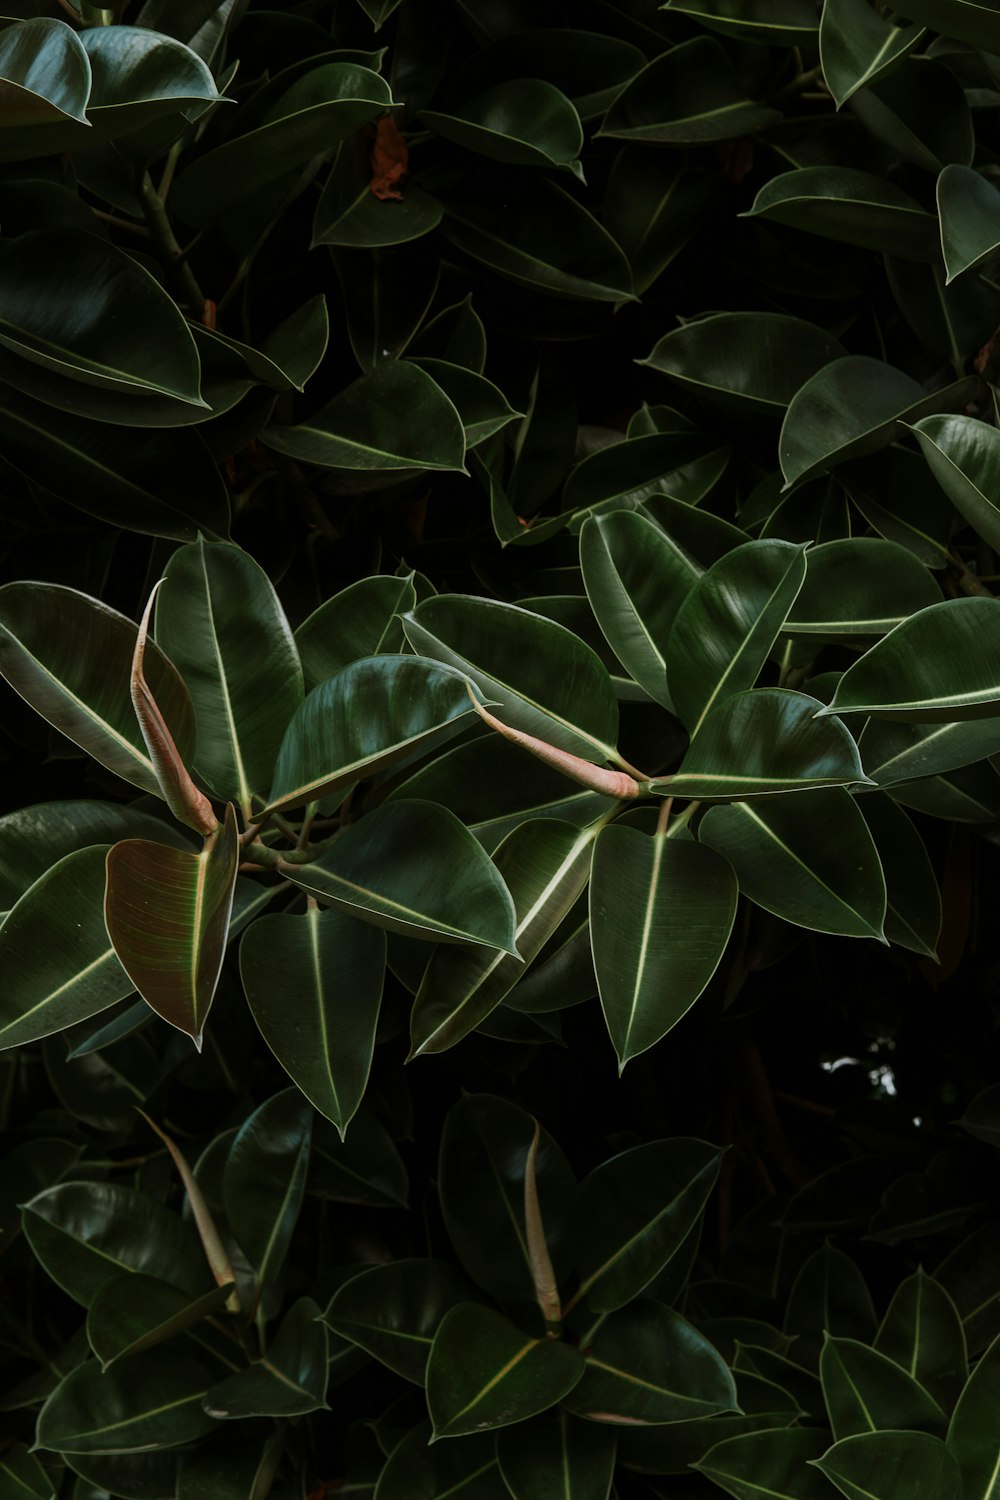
xmin=467 ymin=687 xmax=642 ymax=798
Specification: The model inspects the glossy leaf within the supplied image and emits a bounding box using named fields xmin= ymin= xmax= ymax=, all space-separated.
xmin=374 ymin=1423 xmax=508 ymax=1500
xmin=820 ymin=0 xmax=924 ymax=106
xmin=104 ymin=804 xmax=239 ymax=1048
xmin=859 ymin=716 xmax=1000 ymax=785
xmin=874 ymin=1269 xmax=968 ymax=1413
xmin=333 ymin=243 xmax=441 ymax=375
xmin=699 ymin=788 xmax=886 ymax=940
xmin=0 ymin=582 xmax=195 ymax=798
xmin=496 ymin=1410 xmax=616 ymax=1500
xmin=823 ymin=599 xmax=1000 ymax=720
xmin=294 ymin=574 xmax=416 ymax=690
xmin=408 ymin=358 xmax=521 ymax=447
xmin=946 ymin=1326 xmax=1000 ymax=1496
xmin=780 ymin=358 xmax=974 ymax=488
xmin=938 ymin=164 xmax=1000 ymax=283
xmin=37 ymin=1352 xmax=215 ymax=1454
xmin=664 ymin=689 xmax=870 ymax=800
xmin=813 ymin=1431 xmax=961 ymax=1500
xmin=849 ymin=59 xmax=972 ymax=173
xmin=889 ymin=0 xmax=1000 ymax=51
xmin=600 ymin=36 xmax=780 ymax=143
xmin=746 ymin=168 xmax=939 ymax=260
xmin=240 ymin=907 xmax=385 ymax=1136
xmin=285 ymin=799 xmax=517 ymax=950
xmin=171 ymin=62 xmax=393 ymax=225
xmin=564 ymin=1298 xmax=737 ymax=1423
xmin=222 ymin=1088 xmax=312 ymax=1291
xmin=309 ymin=1107 xmax=408 ymax=1208
xmin=841 ymin=448 xmax=954 ymax=571
xmin=695 ymin=1428 xmax=835 ymax=1500
xmin=202 ymin=1298 xmax=328 ymax=1418
xmin=0 ymin=1444 xmax=54 ymax=1500
xmin=572 ymin=1138 xmax=723 ymax=1313
xmin=155 ymin=537 xmax=303 ymax=816
xmin=440 ymin=173 xmax=634 ymax=303
xmin=642 ymin=313 xmax=845 ymax=416
xmin=562 ymin=431 xmax=717 ymax=528
xmin=820 ymin=1335 xmax=947 ymax=1439
xmin=410 ymin=818 xmax=599 ymax=1054
xmin=403 ymin=595 xmax=620 ymax=762
xmin=265 ymin=656 xmax=479 ymax=814
xmin=784 ymin=539 xmax=941 ymax=638
xmin=0 ymin=846 xmax=133 ymax=1050
xmin=313 ymin=141 xmax=443 ymax=248
xmin=604 ymin=149 xmax=718 ymax=295
xmin=263 ymin=359 xmax=465 ymax=472
xmin=856 ymin=794 xmax=941 ymax=958
xmin=324 ymin=1259 xmax=476 ymax=1384
xmin=666 ymin=539 xmax=807 ymax=735
xmin=910 ymin=415 xmax=1000 ymax=555
xmin=21 ymin=1182 xmax=206 ymax=1308
xmin=86 ymin=1275 xmax=233 ymax=1370
xmin=426 ymin=1302 xmax=584 ymax=1438
xmin=422 ymin=80 xmax=584 ymax=175
xmin=81 ymin=24 xmax=222 ymax=133
xmin=0 ymin=17 xmax=91 ymax=162
xmin=580 ymin=510 xmax=697 ymax=706
xmin=591 ymin=824 xmax=737 ymax=1068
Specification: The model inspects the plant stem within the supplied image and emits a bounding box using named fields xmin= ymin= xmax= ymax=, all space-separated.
xmin=136 ymin=168 xmax=206 ymax=314
xmin=665 ymin=800 xmax=701 ymax=839
xmin=80 ymin=2 xmax=115 ymax=22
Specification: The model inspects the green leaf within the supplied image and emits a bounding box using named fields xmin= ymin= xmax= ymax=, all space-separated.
xmin=813 ymin=1431 xmax=962 ymax=1500
xmin=946 ymin=1327 xmax=1000 ymax=1497
xmin=599 ymin=36 xmax=780 ymax=142
xmin=81 ymin=24 xmax=222 ymax=135
xmin=820 ymin=1335 xmax=947 ymax=1439
xmin=323 ymin=1259 xmax=476 ymax=1384
xmin=779 ymin=358 xmax=975 ymax=488
xmin=0 ymin=229 xmax=205 ymax=406
xmin=823 ymin=599 xmax=1000 ymax=720
xmin=374 ymin=1423 xmax=509 ymax=1500
xmin=745 ymin=169 xmax=939 ymax=260
xmin=86 ymin=1275 xmax=233 ymax=1370
xmin=104 ymin=805 xmax=239 ymax=1048
xmin=874 ymin=1269 xmax=968 ymax=1413
xmin=784 ymin=539 xmax=941 ymax=638
xmin=938 ymin=165 xmax=1000 ymax=283
xmin=240 ymin=907 xmax=385 ymax=1136
xmin=841 ymin=448 xmax=954 ymax=571
xmin=591 ymin=824 xmax=737 ymax=1068
xmin=0 ymin=1443 xmax=54 ymax=1500
xmin=265 ymin=655 xmax=480 ymax=815
xmin=37 ymin=1352 xmax=215 ymax=1454
xmin=496 ymin=1411 xmax=616 ymax=1500
xmin=408 ymin=358 xmax=521 ymax=447
xmin=309 ymin=1107 xmax=409 ymax=1208
xmin=409 ymin=819 xmax=599 ymax=1055
xmin=572 ymin=1138 xmax=723 ymax=1313
xmin=262 ymin=360 xmax=466 ymax=473
xmin=222 ymin=1088 xmax=312 ymax=1291
xmin=604 ymin=147 xmax=718 ymax=296
xmin=641 ymin=312 xmax=845 ymax=416
xmin=564 ymin=1298 xmax=737 ymax=1423
xmin=155 ymin=537 xmax=303 ymax=817
xmin=849 ymin=59 xmax=972 ymax=173
xmin=403 ymin=595 xmax=620 ymax=763
xmin=426 ymin=1303 xmax=584 ymax=1438
xmin=562 ymin=430 xmax=717 ymax=528
xmin=958 ymin=1084 xmax=1000 ymax=1150
xmin=170 ymin=63 xmax=394 ymax=225
xmin=664 ymin=689 xmax=870 ymax=800
xmin=859 ymin=716 xmax=1000 ymax=785
xmin=284 ymin=800 xmax=517 ymax=950
xmin=856 ymin=794 xmax=941 ymax=958
xmin=422 ymin=80 xmax=584 ymax=175
xmin=202 ymin=1298 xmax=328 ymax=1418
xmin=0 ymin=387 xmax=229 ymax=543
xmin=439 ymin=173 xmax=634 ymax=303
xmin=294 ymin=574 xmax=416 ymax=689
xmin=0 ymin=17 xmax=90 ymax=131
xmin=0 ymin=846 xmax=132 ymax=1050
xmin=695 ymin=1429 xmax=835 ymax=1500
xmin=820 ymin=0 xmax=924 ymax=108
xmin=699 ymin=788 xmax=886 ymax=940
xmin=889 ymin=0 xmax=1000 ymax=51
xmin=333 ymin=243 xmax=441 ymax=376
xmin=666 ymin=539 xmax=807 ymax=736
xmin=910 ymin=415 xmax=1000 ymax=554
xmin=437 ymin=1093 xmax=577 ymax=1307
xmin=259 ymin=294 xmax=330 ymax=390
xmin=664 ymin=0 xmax=820 ymax=44
xmin=580 ymin=510 xmax=697 ymax=707
xmin=0 ymin=582 xmax=195 ymax=798
xmin=313 ymin=142 xmax=443 ymax=248
xmin=21 ymin=1182 xmax=207 ymax=1308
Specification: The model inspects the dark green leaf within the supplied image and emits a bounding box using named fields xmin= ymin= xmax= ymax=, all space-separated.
xmin=600 ymin=36 xmax=780 ymax=142
xmin=820 ymin=0 xmax=924 ymax=108
xmin=591 ymin=824 xmax=737 ymax=1068
xmin=564 ymin=1298 xmax=737 ymax=1423
xmin=333 ymin=242 xmax=440 ymax=375
xmin=604 ymin=149 xmax=718 ymax=296
xmin=0 ymin=1443 xmax=54 ymax=1500
xmin=664 ymin=0 xmax=820 ymax=44
xmin=813 ymin=1431 xmax=961 ymax=1500
xmin=820 ymin=1335 xmax=946 ymax=1439
xmin=573 ymin=1138 xmax=723 ymax=1313
xmin=37 ymin=1352 xmax=215 ymax=1454
xmin=422 ymin=80 xmax=584 ymax=175
xmin=408 ymin=358 xmax=521 ymax=447
xmin=309 ymin=1107 xmax=409 ymax=1208
xmin=856 ymin=794 xmax=941 ymax=957
xmin=313 ymin=142 xmax=443 ymax=248
xmin=240 ymin=907 xmax=385 ymax=1136
xmin=0 ymin=582 xmax=195 ymax=798
xmin=746 ymin=169 xmax=939 ymax=260
xmin=223 ymin=1087 xmax=312 ymax=1290
xmin=374 ymin=1423 xmax=508 ymax=1500
xmin=82 ymin=24 xmax=222 ymax=136
xmin=784 ymin=1242 xmax=877 ymax=1367
xmin=426 ymin=1303 xmax=584 ymax=1438
xmin=104 ymin=805 xmax=240 ymax=1048
xmin=849 ymin=59 xmax=972 ymax=172
xmin=889 ymin=0 xmax=1000 ymax=52
xmin=202 ymin=1298 xmax=328 ymax=1418
xmin=496 ymin=1410 xmax=616 ymax=1500
xmin=294 ymin=574 xmax=416 ymax=689
xmin=946 ymin=1326 xmax=1000 ymax=1495
xmin=874 ymin=1269 xmax=968 ymax=1413
xmin=0 ymin=18 xmax=91 ymax=165
xmin=841 ymin=448 xmax=954 ymax=571
xmin=323 ymin=1259 xmax=476 ymax=1384
xmin=859 ymin=717 xmax=1000 ymax=785
xmin=699 ymin=788 xmax=886 ymax=940
xmin=910 ymin=415 xmax=1000 ymax=554
xmin=938 ymin=164 xmax=1000 ymax=283
xmin=86 ymin=1275 xmax=233 ymax=1370
xmin=784 ymin=539 xmax=941 ymax=639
